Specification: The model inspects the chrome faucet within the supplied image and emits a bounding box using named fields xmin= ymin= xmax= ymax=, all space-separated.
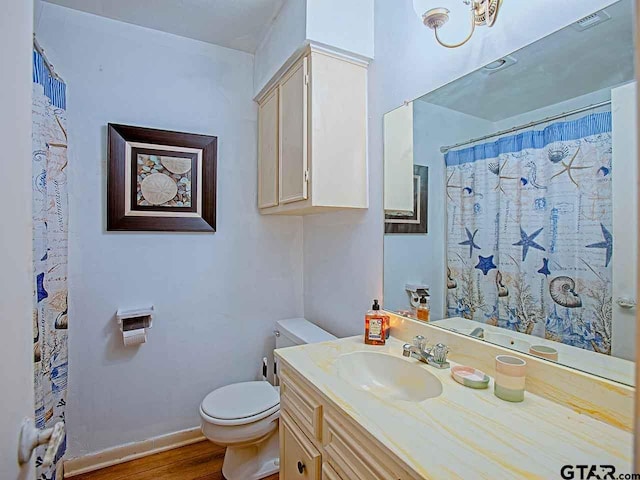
xmin=402 ymin=335 xmax=450 ymax=369
xmin=470 ymin=327 xmax=485 ymax=339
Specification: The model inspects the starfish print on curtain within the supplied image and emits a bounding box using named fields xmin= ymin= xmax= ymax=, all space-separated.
xmin=459 ymin=228 xmax=481 ymax=258
xmin=550 ymin=147 xmax=592 ymax=187
xmin=475 ymin=255 xmax=497 ymax=275
xmin=512 ymin=227 xmax=546 ymax=261
xmin=586 ymin=223 xmax=613 ymax=267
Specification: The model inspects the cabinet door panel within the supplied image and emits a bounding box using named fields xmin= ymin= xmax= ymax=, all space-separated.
xmin=281 ymin=412 xmax=321 ymax=480
xmin=324 ymin=413 xmax=409 ymax=480
xmin=322 ymin=462 xmax=344 ymax=480
xmin=279 ymin=56 xmax=308 ymax=204
xmin=258 ymin=88 xmax=279 ymax=208
xmin=281 ymin=371 xmax=323 ymax=441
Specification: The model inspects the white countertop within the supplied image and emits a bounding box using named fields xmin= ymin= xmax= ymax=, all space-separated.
xmin=276 ymin=336 xmax=633 ymax=480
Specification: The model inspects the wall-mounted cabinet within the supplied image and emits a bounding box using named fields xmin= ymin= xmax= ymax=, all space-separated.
xmin=257 ymin=47 xmax=368 ymax=215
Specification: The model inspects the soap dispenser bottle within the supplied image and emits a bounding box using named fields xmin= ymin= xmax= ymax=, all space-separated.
xmin=417 ymin=294 xmax=430 ymax=322
xmin=365 ymin=299 xmax=387 ymax=345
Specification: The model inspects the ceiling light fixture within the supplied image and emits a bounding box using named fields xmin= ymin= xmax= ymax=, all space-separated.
xmin=421 ymin=0 xmax=503 ymax=49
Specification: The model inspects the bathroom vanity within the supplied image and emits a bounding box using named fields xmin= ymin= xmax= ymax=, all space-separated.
xmin=275 ymin=334 xmax=632 ymax=479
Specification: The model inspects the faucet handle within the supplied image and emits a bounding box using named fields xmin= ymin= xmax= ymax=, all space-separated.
xmin=413 ymin=335 xmax=427 ymax=352
xmin=402 ymin=344 xmax=412 ymax=357
xmin=433 ymin=343 xmax=450 ymax=361
xmin=428 ymin=343 xmax=451 ymax=369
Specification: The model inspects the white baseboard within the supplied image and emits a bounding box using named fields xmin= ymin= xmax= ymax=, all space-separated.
xmin=63 ymin=426 xmax=205 ymax=478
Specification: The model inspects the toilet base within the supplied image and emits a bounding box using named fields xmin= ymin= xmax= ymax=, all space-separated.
xmin=221 ymin=426 xmax=279 ymax=480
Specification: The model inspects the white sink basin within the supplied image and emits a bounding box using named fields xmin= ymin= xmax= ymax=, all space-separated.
xmin=333 ymin=352 xmax=443 ymax=402
xmin=483 ymin=332 xmax=531 ymax=352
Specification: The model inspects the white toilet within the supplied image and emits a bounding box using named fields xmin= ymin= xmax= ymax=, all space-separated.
xmin=199 ymin=318 xmax=336 ymax=480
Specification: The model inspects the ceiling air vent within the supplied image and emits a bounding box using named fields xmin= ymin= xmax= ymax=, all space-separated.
xmin=573 ymin=10 xmax=611 ymax=31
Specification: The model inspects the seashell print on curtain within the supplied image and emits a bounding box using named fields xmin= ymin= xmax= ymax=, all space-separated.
xmin=32 ymin=48 xmax=68 ymax=479
xmin=446 ymin=112 xmax=613 ymax=354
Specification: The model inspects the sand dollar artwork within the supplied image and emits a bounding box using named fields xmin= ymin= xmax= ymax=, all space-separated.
xmin=161 ymin=156 xmax=192 ymax=174
xmin=140 ymin=173 xmax=178 ymax=205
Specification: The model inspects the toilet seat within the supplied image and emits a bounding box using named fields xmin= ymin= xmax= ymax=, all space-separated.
xmin=201 ymin=381 xmax=280 ymax=426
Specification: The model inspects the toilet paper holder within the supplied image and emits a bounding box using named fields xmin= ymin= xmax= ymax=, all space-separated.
xmin=116 ymin=306 xmax=154 ymax=345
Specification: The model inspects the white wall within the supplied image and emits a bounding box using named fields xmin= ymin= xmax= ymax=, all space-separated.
xmin=35 ymin=2 xmax=304 ymax=458
xmin=305 ymin=0 xmax=374 ymax=59
xmin=383 ymin=102 xmax=493 ymax=317
xmin=254 ymin=0 xmax=307 ymax=96
xmin=0 ymin=0 xmax=36 ymax=478
xmin=493 ymin=87 xmax=613 ymax=131
xmin=612 ymin=82 xmax=638 ymax=361
xmin=303 ymin=0 xmax=619 ymax=338
xmin=254 ymin=0 xmax=374 ymax=96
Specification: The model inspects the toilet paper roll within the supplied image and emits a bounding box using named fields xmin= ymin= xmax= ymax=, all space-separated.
xmin=123 ymin=329 xmax=147 ymax=346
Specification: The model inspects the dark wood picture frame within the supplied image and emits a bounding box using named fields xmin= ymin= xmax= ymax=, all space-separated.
xmin=107 ymin=124 xmax=217 ymax=232
xmin=384 ymin=165 xmax=428 ymax=234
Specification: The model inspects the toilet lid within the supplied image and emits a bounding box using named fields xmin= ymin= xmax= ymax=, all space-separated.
xmin=201 ymin=381 xmax=279 ymax=420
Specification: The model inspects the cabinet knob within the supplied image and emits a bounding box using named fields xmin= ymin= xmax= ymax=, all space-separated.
xmin=297 ymin=461 xmax=306 ymax=474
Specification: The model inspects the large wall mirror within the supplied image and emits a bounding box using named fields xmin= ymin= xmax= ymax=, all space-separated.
xmin=383 ymin=0 xmax=636 ymax=386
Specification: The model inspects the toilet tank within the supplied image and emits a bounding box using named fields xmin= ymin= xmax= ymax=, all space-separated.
xmin=275 ymin=318 xmax=336 ymax=349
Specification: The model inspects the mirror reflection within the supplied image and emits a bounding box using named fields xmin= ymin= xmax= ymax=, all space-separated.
xmin=383 ymin=0 xmax=636 ymax=386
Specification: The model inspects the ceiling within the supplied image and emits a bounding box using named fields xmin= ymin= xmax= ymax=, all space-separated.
xmin=42 ymin=0 xmax=285 ymax=53
xmin=422 ymin=0 xmax=635 ymax=121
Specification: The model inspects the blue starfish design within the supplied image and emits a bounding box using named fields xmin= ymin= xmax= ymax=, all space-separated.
xmin=475 ymin=255 xmax=497 ymax=276
xmin=36 ymin=272 xmax=48 ymax=303
xmin=459 ymin=228 xmax=481 ymax=258
xmin=537 ymin=258 xmax=551 ymax=276
xmin=512 ymin=227 xmax=545 ymax=261
xmin=586 ymin=224 xmax=613 ymax=267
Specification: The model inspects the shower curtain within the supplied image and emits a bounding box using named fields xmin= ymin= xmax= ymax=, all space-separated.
xmin=33 ymin=48 xmax=68 ymax=478
xmin=445 ymin=112 xmax=613 ymax=354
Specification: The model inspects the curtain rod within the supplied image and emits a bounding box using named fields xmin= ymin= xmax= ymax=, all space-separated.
xmin=440 ymin=100 xmax=612 ymax=154
xmin=33 ymin=35 xmax=63 ymax=82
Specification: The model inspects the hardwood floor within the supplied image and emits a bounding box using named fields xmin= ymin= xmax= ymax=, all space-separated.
xmin=70 ymin=441 xmax=279 ymax=480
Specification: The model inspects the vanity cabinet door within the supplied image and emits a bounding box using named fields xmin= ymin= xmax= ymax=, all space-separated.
xmin=281 ymin=411 xmax=321 ymax=480
xmin=278 ymin=56 xmax=309 ymax=204
xmin=280 ymin=370 xmax=323 ymax=442
xmin=323 ymin=412 xmax=415 ymax=480
xmin=322 ymin=462 xmax=345 ymax=480
xmin=258 ymin=87 xmax=279 ymax=209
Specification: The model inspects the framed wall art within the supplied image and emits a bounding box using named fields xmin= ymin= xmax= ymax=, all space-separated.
xmin=107 ymin=124 xmax=217 ymax=232
xmin=384 ymin=165 xmax=428 ymax=234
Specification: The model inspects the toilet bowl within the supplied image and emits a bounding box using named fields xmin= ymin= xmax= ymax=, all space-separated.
xmin=199 ymin=318 xmax=335 ymax=480
xmin=200 ymin=381 xmax=281 ymax=480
